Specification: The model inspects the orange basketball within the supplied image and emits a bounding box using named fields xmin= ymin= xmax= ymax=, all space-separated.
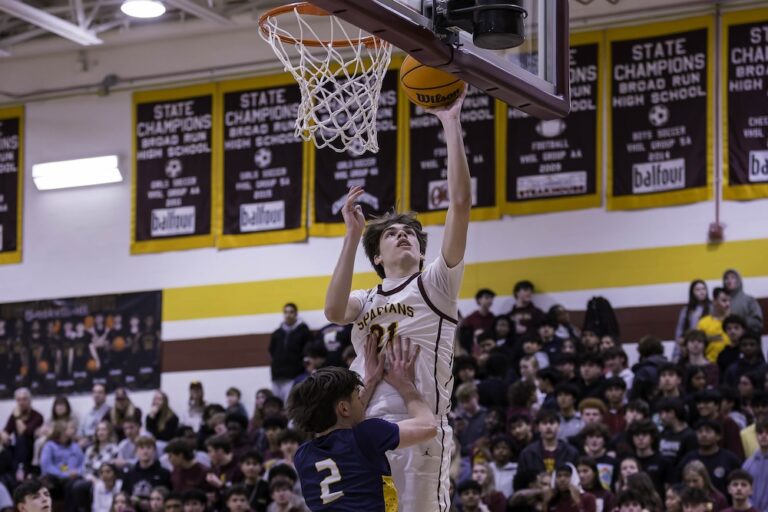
xmin=112 ymin=336 xmax=126 ymax=352
xmin=86 ymin=359 xmax=99 ymax=372
xmin=400 ymin=55 xmax=466 ymax=109
xmin=37 ymin=360 xmax=49 ymax=374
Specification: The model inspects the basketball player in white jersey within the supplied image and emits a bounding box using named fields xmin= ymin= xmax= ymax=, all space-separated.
xmin=324 ymin=90 xmax=470 ymax=512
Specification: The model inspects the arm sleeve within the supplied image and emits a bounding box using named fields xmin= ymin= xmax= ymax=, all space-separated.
xmin=145 ymin=414 xmax=157 ymax=436
xmin=163 ymin=415 xmax=180 ymax=441
xmin=674 ymin=307 xmax=687 ymax=340
xmin=747 ymin=298 xmax=764 ymax=333
xmin=268 ymin=331 xmax=278 ymax=356
xmin=40 ymin=443 xmax=64 ymax=478
xmin=348 ymin=289 xmax=369 ymax=322
xmin=352 ymin=419 xmax=399 ymax=460
xmin=26 ymin=412 xmax=44 ymax=436
xmin=421 ymin=253 xmax=465 ymax=301
xmin=74 ymin=445 xmax=85 ymax=474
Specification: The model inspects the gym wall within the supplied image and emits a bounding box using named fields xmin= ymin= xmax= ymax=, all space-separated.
xmin=1 ymin=11 xmax=767 ymax=422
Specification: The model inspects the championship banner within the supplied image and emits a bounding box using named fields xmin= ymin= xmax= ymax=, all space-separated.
xmin=309 ymin=65 xmax=402 ymax=237
xmin=132 ymin=84 xmax=219 ymax=253
xmin=405 ymin=85 xmax=500 ymax=226
xmin=607 ymin=17 xmax=714 ymax=210
xmin=502 ymin=31 xmax=603 ymax=215
xmin=0 ymin=106 xmax=23 ymax=265
xmin=0 ymin=291 xmax=162 ymax=399
xmin=723 ymin=8 xmax=768 ymax=200
xmin=218 ymin=75 xmax=307 ymax=247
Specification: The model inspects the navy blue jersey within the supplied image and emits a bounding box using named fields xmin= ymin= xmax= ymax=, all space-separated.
xmin=295 ymin=418 xmax=400 ymax=511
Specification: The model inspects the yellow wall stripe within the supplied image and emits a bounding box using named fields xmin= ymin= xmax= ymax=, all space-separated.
xmin=163 ymin=237 xmax=768 ymax=321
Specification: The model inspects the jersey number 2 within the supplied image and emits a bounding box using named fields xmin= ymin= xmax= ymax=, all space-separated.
xmin=370 ymin=322 xmax=398 ymax=348
xmin=315 ymin=458 xmax=344 ymax=504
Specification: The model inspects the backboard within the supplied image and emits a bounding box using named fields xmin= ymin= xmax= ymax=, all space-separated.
xmin=304 ymin=0 xmax=570 ymax=119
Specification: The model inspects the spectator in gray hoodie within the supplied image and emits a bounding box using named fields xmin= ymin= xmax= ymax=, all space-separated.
xmin=723 ymin=269 xmax=763 ymax=334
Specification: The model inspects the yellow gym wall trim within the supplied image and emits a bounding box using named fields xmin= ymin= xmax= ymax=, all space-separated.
xmin=163 ymin=236 xmax=768 ymax=321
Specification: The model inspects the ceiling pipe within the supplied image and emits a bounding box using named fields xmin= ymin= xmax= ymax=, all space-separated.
xmin=0 ymin=0 xmax=102 ymax=45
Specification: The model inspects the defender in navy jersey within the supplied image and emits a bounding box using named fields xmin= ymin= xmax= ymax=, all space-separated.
xmin=288 ymin=335 xmax=437 ymax=512
xmin=324 ymin=90 xmax=470 ymax=512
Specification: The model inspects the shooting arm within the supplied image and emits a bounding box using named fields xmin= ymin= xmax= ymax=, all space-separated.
xmin=324 ymin=233 xmax=363 ymax=324
xmin=437 ymin=98 xmax=471 ymax=269
xmin=325 ymin=186 xmax=366 ymax=324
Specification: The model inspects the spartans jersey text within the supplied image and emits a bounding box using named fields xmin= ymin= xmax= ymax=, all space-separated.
xmin=356 ymin=302 xmax=415 ymax=330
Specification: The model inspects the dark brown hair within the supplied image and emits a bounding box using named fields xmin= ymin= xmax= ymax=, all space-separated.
xmin=362 ymin=211 xmax=427 ymax=279
xmin=684 ymin=329 xmax=709 ymax=348
xmin=287 ymin=367 xmax=362 ymax=433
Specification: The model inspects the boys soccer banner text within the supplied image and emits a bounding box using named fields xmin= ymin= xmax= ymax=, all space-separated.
xmin=607 ymin=17 xmax=714 ymax=210
xmin=132 ymin=84 xmax=219 ymax=253
xmin=218 ymin=75 xmax=307 ymax=247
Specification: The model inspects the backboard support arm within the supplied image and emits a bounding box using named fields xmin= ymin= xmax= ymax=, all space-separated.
xmin=306 ymin=0 xmax=570 ymax=119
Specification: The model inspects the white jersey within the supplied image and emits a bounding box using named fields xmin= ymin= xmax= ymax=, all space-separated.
xmin=349 ymin=255 xmax=463 ymax=419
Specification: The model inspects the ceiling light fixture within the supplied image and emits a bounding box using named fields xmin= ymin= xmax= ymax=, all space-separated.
xmin=120 ymin=0 xmax=166 ymax=19
xmin=32 ymin=155 xmax=122 ymax=191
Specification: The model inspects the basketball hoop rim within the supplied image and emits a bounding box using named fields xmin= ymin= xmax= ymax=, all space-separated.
xmin=258 ymin=1 xmax=385 ymax=48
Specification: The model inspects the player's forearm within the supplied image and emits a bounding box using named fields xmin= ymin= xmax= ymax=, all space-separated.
xmin=394 ymin=384 xmax=438 ymax=448
xmin=400 ymin=386 xmax=436 ymax=426
xmin=324 ymin=234 xmax=360 ymax=323
xmin=359 ymin=376 xmax=380 ymax=409
xmin=439 ymin=116 xmax=471 ymax=267
xmin=441 ymin=118 xmax=471 ymax=211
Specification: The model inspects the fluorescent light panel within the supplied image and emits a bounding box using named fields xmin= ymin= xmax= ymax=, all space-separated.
xmin=33 ymin=155 xmax=122 ymax=190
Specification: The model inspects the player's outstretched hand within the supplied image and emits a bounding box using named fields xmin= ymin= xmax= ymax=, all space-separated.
xmin=425 ymin=85 xmax=468 ymax=123
xmin=384 ymin=335 xmax=420 ymax=392
xmin=363 ymin=332 xmax=385 ymax=386
xmin=342 ymin=185 xmax=366 ymax=239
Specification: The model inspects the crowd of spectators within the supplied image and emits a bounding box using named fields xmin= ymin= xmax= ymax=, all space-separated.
xmin=1 ymin=270 xmax=766 ymax=512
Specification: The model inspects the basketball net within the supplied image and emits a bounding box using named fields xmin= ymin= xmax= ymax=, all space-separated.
xmin=259 ymin=3 xmax=392 ymax=154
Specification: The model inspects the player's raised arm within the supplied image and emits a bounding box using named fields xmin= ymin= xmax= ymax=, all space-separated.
xmin=385 ymin=337 xmax=438 ymax=448
xmin=428 ymin=89 xmax=471 ymax=269
xmin=324 ymin=186 xmax=366 ymax=324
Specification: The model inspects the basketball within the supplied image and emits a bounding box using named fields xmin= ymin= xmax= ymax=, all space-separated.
xmin=400 ymin=55 xmax=466 ymax=109
xmin=86 ymin=359 xmax=99 ymax=372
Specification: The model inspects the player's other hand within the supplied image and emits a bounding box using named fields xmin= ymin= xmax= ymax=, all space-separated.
xmin=363 ymin=332 xmax=385 ymax=386
xmin=384 ymin=336 xmax=420 ymax=392
xmin=342 ymin=185 xmax=366 ymax=239
xmin=425 ymin=85 xmax=467 ymax=123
